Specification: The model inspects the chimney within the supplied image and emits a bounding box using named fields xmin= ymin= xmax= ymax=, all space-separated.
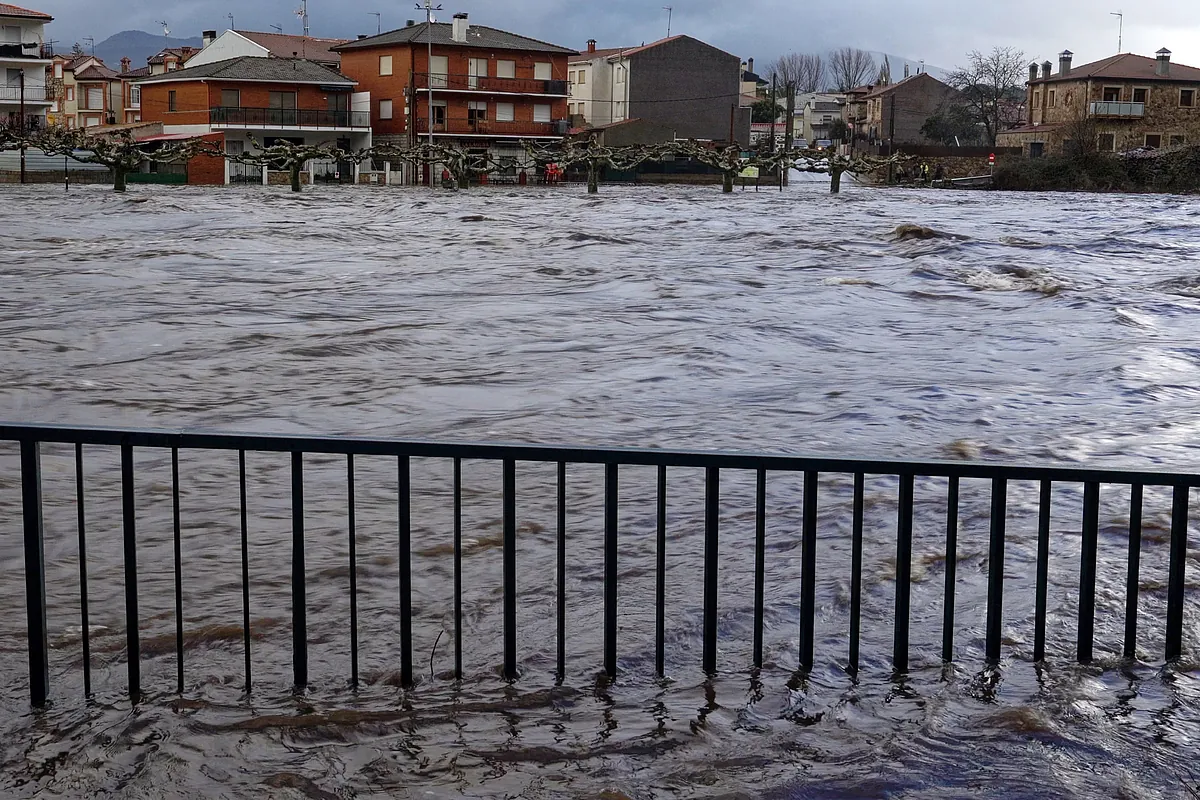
xmin=748 ymin=57 xmax=754 ymax=73
xmin=202 ymin=30 xmax=216 ymax=48
xmin=121 ymin=56 xmax=131 ymax=72
xmin=406 ymin=19 xmax=415 ymax=27
xmin=1028 ymin=61 xmax=1039 ymax=83
xmin=903 ymin=62 xmax=910 ymax=78
xmin=1058 ymin=50 xmax=1072 ymax=77
xmin=587 ymin=38 xmax=596 ymax=53
xmin=452 ymin=12 xmax=468 ymax=43
xmin=358 ymin=35 xmax=368 ymax=40
xmin=1156 ymin=48 xmax=1172 ymax=77
xmin=1041 ymin=60 xmax=1052 ymax=80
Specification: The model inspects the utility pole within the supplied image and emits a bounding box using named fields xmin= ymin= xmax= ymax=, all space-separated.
xmin=663 ymin=6 xmax=672 ymax=37
xmin=417 ymin=0 xmax=442 ymax=187
xmin=1110 ymin=11 xmax=1123 ymax=52
xmin=296 ymin=0 xmax=309 ymax=37
xmin=84 ymin=36 xmax=95 ymax=56
xmin=888 ymin=93 xmax=896 ymax=184
xmin=19 ymin=68 xmax=26 ymax=184
xmin=227 ymin=13 xmax=234 ymax=31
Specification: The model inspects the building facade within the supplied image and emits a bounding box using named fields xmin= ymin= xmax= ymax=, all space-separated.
xmin=862 ymin=72 xmax=960 ymax=146
xmin=0 ymin=3 xmax=52 ymax=132
xmin=998 ymin=49 xmax=1200 ymax=156
xmin=334 ymin=15 xmax=573 ymax=183
xmin=135 ymin=55 xmax=371 ymax=185
xmin=568 ymin=34 xmax=749 ymax=145
xmin=186 ymin=29 xmax=348 ymax=70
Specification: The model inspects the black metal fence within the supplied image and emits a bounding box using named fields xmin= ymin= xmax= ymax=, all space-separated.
xmin=1 ymin=422 xmax=1197 ymax=708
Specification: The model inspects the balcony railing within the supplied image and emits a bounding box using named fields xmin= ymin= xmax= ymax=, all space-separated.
xmin=0 ymin=43 xmax=46 ymax=60
xmin=1090 ymin=101 xmax=1145 ymax=118
xmin=209 ymin=106 xmax=370 ymax=129
xmin=2 ymin=421 xmax=1199 ymax=709
xmin=414 ymin=72 xmax=570 ymax=96
xmin=0 ymin=84 xmax=48 ymax=102
xmin=413 ymin=116 xmax=565 ymax=137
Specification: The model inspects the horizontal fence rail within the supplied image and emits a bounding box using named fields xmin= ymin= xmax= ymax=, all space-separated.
xmin=1 ymin=422 xmax=1197 ymax=708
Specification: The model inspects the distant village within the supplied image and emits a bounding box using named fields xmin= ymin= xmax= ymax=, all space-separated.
xmin=2 ymin=1 xmax=1199 ymax=186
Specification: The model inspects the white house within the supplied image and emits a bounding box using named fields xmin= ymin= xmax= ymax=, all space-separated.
xmin=0 ymin=3 xmax=52 ymax=131
xmin=568 ymin=40 xmax=630 ymax=127
xmin=185 ymin=29 xmax=347 ymax=70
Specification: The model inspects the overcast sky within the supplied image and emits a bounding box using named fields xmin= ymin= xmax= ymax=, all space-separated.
xmin=32 ymin=0 xmax=1200 ymax=72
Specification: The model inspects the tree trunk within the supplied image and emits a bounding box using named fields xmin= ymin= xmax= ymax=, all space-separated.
xmin=587 ymin=161 xmax=599 ymax=194
xmin=783 ymin=87 xmax=796 ymax=186
xmin=112 ymin=165 xmax=126 ymax=193
xmin=457 ymin=172 xmax=470 ymax=190
xmin=290 ymin=163 xmax=302 ymax=192
xmin=722 ymin=171 xmax=734 ymax=193
xmin=830 ymin=168 xmax=843 ymax=194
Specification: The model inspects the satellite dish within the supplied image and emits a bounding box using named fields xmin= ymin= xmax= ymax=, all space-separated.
xmin=164 ymin=26 xmax=171 ymax=36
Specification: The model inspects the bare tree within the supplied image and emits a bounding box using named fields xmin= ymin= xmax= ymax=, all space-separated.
xmin=770 ymin=53 xmax=825 ymax=150
xmin=827 ymin=48 xmax=876 ymax=92
xmin=947 ymin=46 xmax=1027 ymax=145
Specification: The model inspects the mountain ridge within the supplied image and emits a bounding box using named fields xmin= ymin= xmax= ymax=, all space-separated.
xmin=85 ymin=30 xmax=203 ymax=70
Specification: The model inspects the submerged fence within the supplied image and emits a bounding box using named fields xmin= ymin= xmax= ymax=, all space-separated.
xmin=1 ymin=422 xmax=1197 ymax=708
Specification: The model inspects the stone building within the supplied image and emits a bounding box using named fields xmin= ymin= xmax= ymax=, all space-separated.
xmin=862 ymin=72 xmax=960 ymax=147
xmin=997 ymin=49 xmax=1200 ymax=156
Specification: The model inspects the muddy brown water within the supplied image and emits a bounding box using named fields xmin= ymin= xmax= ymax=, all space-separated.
xmin=1 ymin=181 xmax=1199 ymax=798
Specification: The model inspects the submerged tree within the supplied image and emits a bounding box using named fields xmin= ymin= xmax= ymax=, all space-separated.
xmin=32 ymin=127 xmax=205 ymax=192
xmin=221 ymin=135 xmax=344 ymax=192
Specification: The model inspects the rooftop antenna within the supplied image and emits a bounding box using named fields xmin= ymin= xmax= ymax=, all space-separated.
xmin=227 ymin=13 xmax=234 ymax=31
xmin=155 ymin=21 xmax=169 ymax=52
xmin=1110 ymin=10 xmax=1123 ymax=52
xmin=295 ymin=0 xmax=309 ymax=36
xmin=370 ymin=12 xmax=381 ymax=35
xmin=663 ymin=6 xmax=672 ymax=37
xmin=270 ymin=24 xmax=283 ymax=33
xmin=83 ymin=35 xmax=95 ymax=55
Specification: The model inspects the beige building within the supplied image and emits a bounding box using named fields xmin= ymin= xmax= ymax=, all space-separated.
xmin=998 ymin=49 xmax=1200 ymax=156
xmin=862 ymin=72 xmax=960 ymax=146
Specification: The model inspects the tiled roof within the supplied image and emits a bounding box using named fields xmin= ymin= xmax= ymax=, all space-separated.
xmin=74 ymin=63 xmax=120 ymax=81
xmin=333 ymin=21 xmax=575 ymax=55
xmin=862 ymin=72 xmax=951 ymax=99
xmin=570 ymin=46 xmax=634 ymax=63
xmin=120 ymin=65 xmax=151 ymax=78
xmin=0 ymin=3 xmax=52 ymax=21
xmin=148 ymin=47 xmax=200 ymax=65
xmin=615 ymin=35 xmax=686 ymax=58
xmin=134 ymin=55 xmax=355 ymax=85
xmin=1032 ymin=52 xmax=1200 ymax=84
xmin=234 ymin=30 xmax=349 ymax=64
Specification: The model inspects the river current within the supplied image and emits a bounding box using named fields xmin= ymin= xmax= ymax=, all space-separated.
xmin=1 ymin=179 xmax=1199 ymax=798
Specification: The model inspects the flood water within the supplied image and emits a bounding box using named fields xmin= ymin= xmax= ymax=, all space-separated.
xmin=1 ymin=179 xmax=1200 ymax=798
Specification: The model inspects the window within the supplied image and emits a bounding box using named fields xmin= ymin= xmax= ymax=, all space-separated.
xmin=568 ymin=70 xmax=576 ymax=84
xmin=84 ymin=116 xmax=100 ymax=127
xmin=616 ymin=67 xmax=626 ymax=84
xmin=225 ymin=139 xmax=244 ymax=156
xmin=379 ymin=55 xmax=392 ymax=76
xmin=1102 ymin=86 xmax=1121 ymax=101
xmin=1145 ymin=134 xmax=1162 ymax=148
xmin=1 ymin=25 xmax=20 ymax=43
xmin=1097 ymin=133 xmax=1115 ymax=152
xmin=577 ymin=70 xmax=586 ymax=86
xmin=495 ymin=101 xmax=514 ymax=122
xmin=430 ymin=100 xmax=445 ymax=128
xmin=468 ymin=100 xmax=487 ymax=124
xmin=167 ymin=61 xmax=177 ymax=71
xmin=221 ymin=89 xmax=240 ymax=108
xmin=533 ymin=103 xmax=551 ymax=123
xmin=534 ymin=62 xmax=551 ymax=80
xmin=429 ymin=55 xmax=448 ymax=88
xmin=85 ymin=86 xmax=102 ymax=109
xmin=468 ymin=58 xmax=487 ymax=89
xmin=378 ymin=98 xmax=392 ymax=119
xmin=1048 ymin=89 xmax=1056 ymax=108
xmin=269 ymin=91 xmax=297 ymax=108
xmin=1181 ymin=89 xmax=1195 ymax=107
xmin=497 ymin=60 xmax=515 ymax=79
xmin=54 ymin=63 xmax=62 ymax=79
xmin=130 ymin=86 xmax=140 ymax=108
xmin=168 ymin=90 xmax=176 ymax=111
xmin=614 ymin=101 xmax=625 ymax=117
xmin=1170 ymin=134 xmax=1186 ymax=147
xmin=269 ymin=91 xmax=296 ymax=124
xmin=65 ymin=86 xmax=73 ymax=102
xmin=1133 ymin=87 xmax=1148 ymax=103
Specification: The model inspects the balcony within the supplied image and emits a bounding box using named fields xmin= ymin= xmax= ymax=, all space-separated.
xmin=0 ymin=43 xmax=49 ymax=61
xmin=209 ymin=106 xmax=370 ymax=130
xmin=1089 ymin=101 xmax=1144 ymax=118
xmin=413 ymin=116 xmax=566 ymax=138
xmin=0 ymin=84 xmax=49 ymax=102
xmin=413 ymin=73 xmax=570 ymax=97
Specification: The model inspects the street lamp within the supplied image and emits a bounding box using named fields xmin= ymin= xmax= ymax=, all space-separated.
xmin=417 ymin=0 xmax=441 ymax=187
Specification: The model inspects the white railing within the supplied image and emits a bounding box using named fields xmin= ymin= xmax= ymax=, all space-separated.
xmin=0 ymin=84 xmax=48 ymax=102
xmin=1089 ymin=101 xmax=1144 ymax=118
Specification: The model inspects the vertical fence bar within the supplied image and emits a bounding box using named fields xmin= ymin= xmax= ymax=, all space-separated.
xmin=753 ymin=468 xmax=765 ymax=670
xmin=986 ymin=477 xmax=1007 ymax=663
xmin=453 ymin=458 xmax=463 ymax=680
xmin=1033 ymin=480 xmax=1052 ymax=662
xmin=399 ymin=456 xmax=414 ymax=687
xmin=21 ymin=440 xmax=48 ymax=708
xmin=239 ymin=450 xmax=251 ymax=692
xmin=501 ymin=458 xmax=517 ymax=681
xmin=656 ymin=464 xmax=667 ymax=676
xmin=893 ymin=474 xmax=914 ymax=674
xmin=1123 ymin=483 xmax=1143 ymax=660
xmin=799 ymin=471 xmax=818 ymax=672
xmin=347 ymin=454 xmax=359 ymax=688
xmin=848 ymin=473 xmax=864 ymax=674
xmin=941 ymin=475 xmax=959 ymax=663
xmin=604 ymin=462 xmax=618 ymax=679
xmin=453 ymin=455 xmax=463 ymax=681
xmin=75 ymin=443 xmax=91 ymax=698
xmin=558 ymin=461 xmax=567 ymax=681
xmin=1166 ymin=485 xmax=1189 ymax=662
xmin=291 ymin=452 xmax=307 ymax=690
xmin=703 ymin=467 xmax=720 ymax=675
xmin=172 ymin=448 xmax=183 ymax=694
xmin=121 ymin=443 xmax=140 ymax=702
xmin=1077 ymin=481 xmax=1099 ymax=664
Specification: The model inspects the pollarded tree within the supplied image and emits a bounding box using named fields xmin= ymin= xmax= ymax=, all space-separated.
xmin=827 ymin=48 xmax=876 ymax=92
xmin=33 ymin=127 xmax=206 ymax=192
xmin=947 ymin=47 xmax=1027 ymax=146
